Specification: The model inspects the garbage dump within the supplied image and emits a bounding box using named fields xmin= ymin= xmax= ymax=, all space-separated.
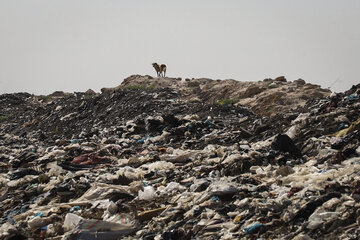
xmin=0 ymin=76 xmax=360 ymax=239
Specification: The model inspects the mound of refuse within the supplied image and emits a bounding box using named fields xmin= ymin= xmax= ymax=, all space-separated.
xmin=108 ymin=75 xmax=331 ymax=117
xmin=0 ymin=76 xmax=360 ymax=239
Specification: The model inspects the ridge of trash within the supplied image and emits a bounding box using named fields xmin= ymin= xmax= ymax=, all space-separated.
xmin=0 ymin=76 xmax=360 ymax=239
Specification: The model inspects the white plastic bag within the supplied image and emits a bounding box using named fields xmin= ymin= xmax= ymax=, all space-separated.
xmin=138 ymin=186 xmax=157 ymax=200
xmin=63 ymin=213 xmax=83 ymax=231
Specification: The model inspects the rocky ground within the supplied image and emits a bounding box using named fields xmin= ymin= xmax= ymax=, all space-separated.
xmin=0 ymin=76 xmax=359 ymax=239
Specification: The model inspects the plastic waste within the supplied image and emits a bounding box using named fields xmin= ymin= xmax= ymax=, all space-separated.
xmin=142 ymin=161 xmax=174 ymax=171
xmin=275 ymin=165 xmax=294 ymax=177
xmin=71 ymin=153 xmax=108 ymax=165
xmin=307 ymin=211 xmax=341 ymax=229
xmin=28 ymin=214 xmax=56 ymax=229
xmin=63 ymin=213 xmax=83 ymax=231
xmin=190 ymin=179 xmax=210 ymax=192
xmin=244 ymin=223 xmax=264 ymax=234
xmin=271 ymin=134 xmax=300 ymax=155
xmin=65 ymin=217 xmax=138 ymax=239
xmin=138 ymin=186 xmax=157 ymax=201
xmin=333 ymin=117 xmax=360 ymax=137
xmin=71 ymin=183 xmax=134 ymax=204
xmin=1 ymin=82 xmax=360 ymax=239
xmin=348 ymin=94 xmax=359 ymax=101
xmin=196 ymin=180 xmax=238 ymax=204
xmin=161 ymin=182 xmax=186 ymax=194
xmin=136 ymin=207 xmax=167 ymax=221
xmin=286 ymin=125 xmax=299 ymax=139
xmin=70 ymin=206 xmax=81 ymax=212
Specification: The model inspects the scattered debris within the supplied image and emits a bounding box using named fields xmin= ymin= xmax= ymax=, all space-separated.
xmin=0 ymin=77 xmax=359 ymax=239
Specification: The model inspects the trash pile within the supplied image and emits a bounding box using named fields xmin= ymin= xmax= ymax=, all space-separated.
xmin=0 ymin=77 xmax=360 ymax=239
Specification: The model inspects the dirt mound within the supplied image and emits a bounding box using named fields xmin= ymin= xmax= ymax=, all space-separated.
xmin=113 ymin=75 xmax=331 ymax=116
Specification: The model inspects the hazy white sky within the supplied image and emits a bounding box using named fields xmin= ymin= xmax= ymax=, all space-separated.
xmin=0 ymin=0 xmax=359 ymax=94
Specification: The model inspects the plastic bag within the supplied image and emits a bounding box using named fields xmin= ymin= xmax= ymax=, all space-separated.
xmin=138 ymin=186 xmax=157 ymax=200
